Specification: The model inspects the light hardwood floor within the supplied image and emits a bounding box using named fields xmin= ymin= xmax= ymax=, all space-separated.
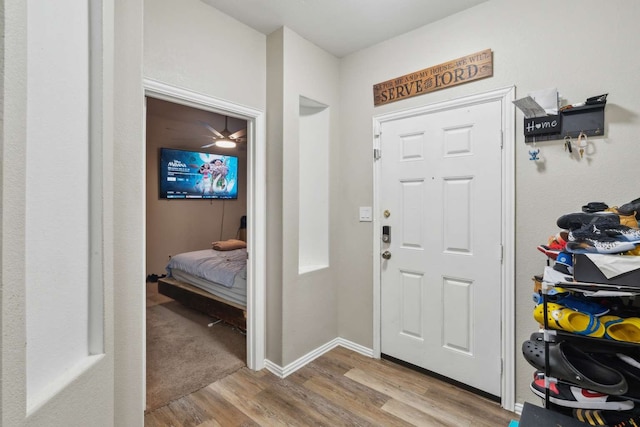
xmin=145 ymin=346 xmax=518 ymax=426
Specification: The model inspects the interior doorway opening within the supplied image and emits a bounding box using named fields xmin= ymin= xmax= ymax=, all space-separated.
xmin=143 ymin=79 xmax=266 ymax=412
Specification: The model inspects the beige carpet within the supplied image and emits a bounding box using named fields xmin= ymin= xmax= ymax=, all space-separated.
xmin=145 ymin=282 xmax=246 ymax=412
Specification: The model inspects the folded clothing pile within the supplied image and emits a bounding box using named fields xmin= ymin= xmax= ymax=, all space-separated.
xmin=211 ymin=239 xmax=246 ymax=251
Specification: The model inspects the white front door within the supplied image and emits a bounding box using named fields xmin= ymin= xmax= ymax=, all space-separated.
xmin=380 ymin=99 xmax=503 ymax=397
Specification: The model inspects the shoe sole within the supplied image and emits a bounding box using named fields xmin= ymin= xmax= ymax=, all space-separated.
xmin=529 ymin=383 xmax=634 ymax=410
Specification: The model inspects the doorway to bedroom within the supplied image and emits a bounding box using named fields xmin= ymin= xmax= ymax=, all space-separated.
xmin=144 ymin=96 xmax=250 ymax=413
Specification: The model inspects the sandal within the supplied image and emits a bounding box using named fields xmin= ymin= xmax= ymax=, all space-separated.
xmin=521 ymin=339 xmax=628 ymax=396
xmin=605 ymin=317 xmax=640 ymax=343
xmin=533 ymin=303 xmax=605 ymax=337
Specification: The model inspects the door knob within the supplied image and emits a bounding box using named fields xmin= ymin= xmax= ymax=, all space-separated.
xmin=381 ymin=251 xmax=391 ymax=260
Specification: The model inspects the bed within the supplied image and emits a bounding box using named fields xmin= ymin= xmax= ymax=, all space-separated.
xmin=158 ymin=244 xmax=247 ymax=330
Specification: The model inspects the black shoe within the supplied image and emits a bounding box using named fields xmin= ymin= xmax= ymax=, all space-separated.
xmin=583 ymin=202 xmax=609 ymax=213
xmin=558 ymin=212 xmax=620 ymax=231
xmin=573 ymin=409 xmax=640 ymax=426
xmin=591 ymin=353 xmax=640 ymax=401
xmin=522 ymin=339 xmax=628 ymax=396
xmin=569 ymin=224 xmax=640 ymax=245
xmin=618 ymin=197 xmax=640 ymax=219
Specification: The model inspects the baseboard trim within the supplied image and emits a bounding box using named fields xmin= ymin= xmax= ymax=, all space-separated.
xmin=264 ymin=338 xmax=374 ymax=378
xmin=514 ymin=402 xmax=524 ymax=415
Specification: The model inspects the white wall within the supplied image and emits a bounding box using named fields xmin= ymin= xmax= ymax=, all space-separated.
xmin=3 ymin=0 xmax=117 ymax=425
xmin=338 ymin=0 xmax=640 ymax=407
xmin=144 ymin=0 xmax=266 ymax=109
xmin=25 ymin=0 xmax=90 ymax=405
xmin=266 ymin=27 xmax=341 ymax=365
xmin=298 ymin=97 xmax=330 ymax=273
xmin=113 ymin=0 xmax=145 ymax=424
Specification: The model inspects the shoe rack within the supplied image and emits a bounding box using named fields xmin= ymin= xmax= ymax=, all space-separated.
xmin=532 ymin=260 xmax=640 ymax=415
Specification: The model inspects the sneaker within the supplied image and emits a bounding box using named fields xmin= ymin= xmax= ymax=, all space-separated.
xmin=618 ymin=197 xmax=640 ymax=220
xmin=531 ymin=373 xmax=634 ymax=410
xmin=573 ymin=409 xmax=640 ymax=426
xmin=569 ymin=224 xmax=628 ymax=242
xmin=566 ymin=239 xmax=638 ymax=254
xmin=570 ymin=223 xmax=640 ymax=244
xmin=538 ymin=231 xmax=569 ymax=259
xmin=558 ymin=212 xmax=620 ymax=231
xmin=601 ymin=225 xmax=640 ymax=243
xmin=537 ymin=244 xmax=561 ymax=259
xmin=533 ymin=292 xmax=610 ymax=316
xmin=555 ymin=294 xmax=609 ymax=316
xmin=607 ymin=207 xmax=640 ymax=229
xmin=554 ymin=251 xmax=574 ymax=275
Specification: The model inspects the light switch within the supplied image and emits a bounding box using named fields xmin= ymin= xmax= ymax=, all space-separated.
xmin=359 ymin=206 xmax=372 ymax=222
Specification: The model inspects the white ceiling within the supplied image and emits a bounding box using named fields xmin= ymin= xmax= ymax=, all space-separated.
xmin=200 ymin=0 xmax=488 ymax=57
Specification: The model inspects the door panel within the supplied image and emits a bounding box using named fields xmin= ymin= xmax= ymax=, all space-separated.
xmin=380 ymin=100 xmax=503 ymax=397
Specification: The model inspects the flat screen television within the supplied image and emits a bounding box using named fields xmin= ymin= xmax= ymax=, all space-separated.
xmin=159 ymin=148 xmax=239 ymax=199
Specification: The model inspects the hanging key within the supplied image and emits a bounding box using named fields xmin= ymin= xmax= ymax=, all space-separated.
xmin=577 ymin=132 xmax=587 ymax=159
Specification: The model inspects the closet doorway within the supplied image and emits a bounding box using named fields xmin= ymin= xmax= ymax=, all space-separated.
xmin=143 ymin=80 xmax=266 ymax=412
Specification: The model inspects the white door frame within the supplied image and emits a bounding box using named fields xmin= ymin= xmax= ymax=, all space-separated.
xmin=372 ymin=86 xmax=516 ymax=411
xmin=143 ymin=78 xmax=266 ymax=371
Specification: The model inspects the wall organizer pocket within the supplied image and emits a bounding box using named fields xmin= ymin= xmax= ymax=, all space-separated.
xmin=520 ymin=93 xmax=608 ymax=143
xmin=524 ymin=102 xmax=606 ymax=143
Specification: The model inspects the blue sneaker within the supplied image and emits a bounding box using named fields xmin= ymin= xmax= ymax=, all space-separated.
xmin=532 ymin=289 xmax=609 ymax=316
xmin=555 ymin=294 xmax=610 ymax=317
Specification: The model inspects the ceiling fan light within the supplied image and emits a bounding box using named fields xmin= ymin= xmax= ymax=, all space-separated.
xmin=215 ymin=139 xmax=236 ymax=148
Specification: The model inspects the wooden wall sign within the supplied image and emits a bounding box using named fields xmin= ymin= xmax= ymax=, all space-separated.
xmin=373 ymin=49 xmax=493 ymax=106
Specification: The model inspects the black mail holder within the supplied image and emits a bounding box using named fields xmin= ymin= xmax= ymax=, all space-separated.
xmin=524 ymin=103 xmax=605 ymax=143
xmin=524 ymin=115 xmax=561 ymax=137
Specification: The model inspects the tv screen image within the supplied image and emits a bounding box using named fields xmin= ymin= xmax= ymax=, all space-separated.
xmin=159 ymin=148 xmax=239 ymax=199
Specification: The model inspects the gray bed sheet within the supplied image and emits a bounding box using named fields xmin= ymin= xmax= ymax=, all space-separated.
xmin=170 ymin=268 xmax=246 ymax=307
xmin=166 ymin=248 xmax=247 ymax=307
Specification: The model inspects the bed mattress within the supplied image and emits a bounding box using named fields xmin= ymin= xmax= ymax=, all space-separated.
xmin=166 ymin=248 xmax=247 ymax=307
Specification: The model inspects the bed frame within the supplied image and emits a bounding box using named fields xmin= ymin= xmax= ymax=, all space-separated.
xmin=157 ymin=277 xmax=246 ymax=331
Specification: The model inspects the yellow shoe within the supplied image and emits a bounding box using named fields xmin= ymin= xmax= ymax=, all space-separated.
xmin=606 ymin=317 xmax=640 ymax=343
xmin=533 ymin=303 xmax=605 ymax=337
xmin=624 ymin=246 xmax=640 ymax=256
xmin=553 ymin=308 xmax=605 ymax=338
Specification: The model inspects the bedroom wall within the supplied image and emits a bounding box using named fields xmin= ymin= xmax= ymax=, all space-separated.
xmin=337 ymin=0 xmax=640 ymax=407
xmin=143 ymin=0 xmax=265 ymax=309
xmin=267 ymin=27 xmax=341 ymax=366
xmin=144 ymin=106 xmax=248 ymax=277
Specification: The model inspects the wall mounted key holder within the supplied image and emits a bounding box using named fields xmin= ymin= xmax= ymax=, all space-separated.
xmin=524 ymin=100 xmax=606 ymax=143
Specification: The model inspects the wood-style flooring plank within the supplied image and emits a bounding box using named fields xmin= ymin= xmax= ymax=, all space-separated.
xmin=208 ymin=375 xmax=300 ymax=426
xmin=146 ymin=347 xmax=519 ymax=427
xmin=253 ymin=380 xmax=365 ymax=427
xmin=187 ymin=386 xmax=258 ymax=427
xmin=303 ymin=375 xmax=412 ymax=427
xmin=164 ymin=397 xmax=210 ymax=427
xmin=345 ymin=367 xmax=477 ymax=426
xmin=382 ymin=398 xmax=460 ymax=427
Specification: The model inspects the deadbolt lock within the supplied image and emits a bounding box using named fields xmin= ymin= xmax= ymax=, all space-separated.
xmin=383 ymin=210 xmax=391 ymax=218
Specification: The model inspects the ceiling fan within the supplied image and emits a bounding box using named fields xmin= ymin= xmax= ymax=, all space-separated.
xmin=199 ymin=116 xmax=246 ymax=149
